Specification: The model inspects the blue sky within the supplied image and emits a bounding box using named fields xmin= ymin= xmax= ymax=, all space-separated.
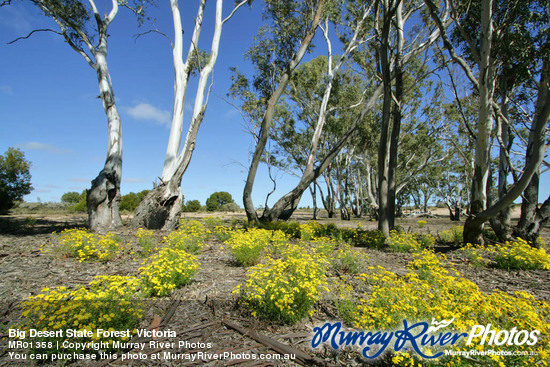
xmin=0 ymin=0 xmax=311 ymax=208
xmin=1 ymin=1 xmax=548 ymax=209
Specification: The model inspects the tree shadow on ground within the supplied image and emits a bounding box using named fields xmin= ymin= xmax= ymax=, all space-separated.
xmin=0 ymin=215 xmax=88 ymax=236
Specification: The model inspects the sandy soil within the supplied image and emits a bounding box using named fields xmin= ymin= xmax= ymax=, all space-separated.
xmin=0 ymin=212 xmax=548 ymax=366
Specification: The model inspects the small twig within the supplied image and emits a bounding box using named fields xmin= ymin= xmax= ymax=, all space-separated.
xmin=134 ymin=29 xmax=173 ymax=48
xmin=8 ymin=28 xmax=62 ymax=44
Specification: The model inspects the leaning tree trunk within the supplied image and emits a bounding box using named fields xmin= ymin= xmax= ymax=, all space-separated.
xmin=243 ymin=0 xmax=327 ymax=224
xmin=513 ymin=171 xmax=550 ymax=245
xmin=464 ymin=59 xmax=550 ymax=245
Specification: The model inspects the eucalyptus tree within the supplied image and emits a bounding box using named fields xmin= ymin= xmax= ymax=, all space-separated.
xmin=236 ymin=0 xmax=330 ymax=224
xmin=371 ymin=0 xmax=450 ymax=236
xmin=426 ymin=0 xmax=550 ymax=244
xmin=11 ymin=0 xmax=148 ymax=231
xmin=132 ymin=0 xmax=249 ymax=230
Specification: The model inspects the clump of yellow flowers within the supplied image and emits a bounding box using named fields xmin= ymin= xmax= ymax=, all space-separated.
xmin=461 ymin=238 xmax=550 ymax=270
xmin=135 ymin=227 xmax=156 ymax=256
xmin=387 ymin=230 xmax=434 ymax=253
xmin=139 ymin=247 xmax=200 ymax=297
xmin=351 ymin=249 xmax=550 ymax=366
xmin=234 ymin=244 xmax=329 ymax=324
xmin=43 ymin=228 xmax=123 ymax=262
xmin=225 ymin=228 xmax=287 ymax=266
xmin=163 ymin=220 xmax=206 ymax=254
xmin=21 ymin=275 xmax=143 ymax=357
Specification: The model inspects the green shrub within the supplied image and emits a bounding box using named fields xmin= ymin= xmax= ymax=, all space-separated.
xmin=206 ymin=191 xmax=234 ymax=211
xmin=182 ymin=199 xmax=201 ymax=212
xmin=136 ymin=227 xmax=156 ymax=256
xmin=439 ymin=225 xmax=463 ymax=245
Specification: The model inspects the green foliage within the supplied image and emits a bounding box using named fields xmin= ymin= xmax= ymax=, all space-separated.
xmin=120 ymin=192 xmax=140 ymax=211
xmin=220 ymin=202 xmax=240 ymax=212
xmin=135 ymin=227 xmax=156 ymax=257
xmin=120 ymin=190 xmax=150 ymax=212
xmin=68 ymin=190 xmax=88 ymax=213
xmin=182 ymin=199 xmax=201 ymax=212
xmin=331 ymin=243 xmax=369 ymax=274
xmin=439 ymin=225 xmax=464 ymax=246
xmin=61 ymin=191 xmax=80 ymax=204
xmin=0 ymin=147 xmax=33 ymax=213
xmin=206 ymin=191 xmax=234 ymax=211
xmin=257 ymin=221 xmax=302 ymax=238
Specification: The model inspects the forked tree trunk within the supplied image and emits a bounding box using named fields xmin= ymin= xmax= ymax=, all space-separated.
xmin=243 ymin=0 xmax=327 ymax=224
xmin=134 ymin=0 xmax=247 ymax=230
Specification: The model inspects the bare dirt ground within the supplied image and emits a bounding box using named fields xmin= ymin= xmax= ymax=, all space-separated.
xmin=0 ymin=211 xmax=548 ymax=366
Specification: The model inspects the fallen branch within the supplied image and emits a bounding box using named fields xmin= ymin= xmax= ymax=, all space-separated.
xmin=222 ymin=320 xmax=336 ymax=367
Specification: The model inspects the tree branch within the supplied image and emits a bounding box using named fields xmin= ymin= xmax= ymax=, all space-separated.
xmin=134 ymin=29 xmax=173 ymax=48
xmin=7 ymin=28 xmax=62 ymax=44
xmin=222 ymin=0 xmax=249 ymax=24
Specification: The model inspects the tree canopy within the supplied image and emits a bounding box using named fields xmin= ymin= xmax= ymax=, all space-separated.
xmin=0 ymin=148 xmax=33 ymax=213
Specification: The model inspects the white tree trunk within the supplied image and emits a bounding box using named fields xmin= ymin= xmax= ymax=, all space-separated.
xmin=87 ymin=48 xmax=123 ymax=232
xmin=135 ymin=0 xmax=247 ymax=230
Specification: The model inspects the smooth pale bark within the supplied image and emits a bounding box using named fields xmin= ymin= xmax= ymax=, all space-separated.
xmin=33 ymin=0 xmax=124 ymax=232
xmin=464 ymin=0 xmax=495 ymax=244
xmin=134 ymin=0 xmax=247 ymax=230
xmin=88 ymin=48 xmax=123 ymax=232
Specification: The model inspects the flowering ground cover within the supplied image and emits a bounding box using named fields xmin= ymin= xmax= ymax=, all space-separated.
xmin=0 ymin=213 xmax=549 ymax=366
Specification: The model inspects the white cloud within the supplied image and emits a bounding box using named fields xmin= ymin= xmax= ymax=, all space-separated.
xmin=21 ymin=142 xmax=72 ymax=154
xmin=125 ymin=103 xmax=171 ymax=126
xmin=0 ymin=85 xmax=13 ymax=95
